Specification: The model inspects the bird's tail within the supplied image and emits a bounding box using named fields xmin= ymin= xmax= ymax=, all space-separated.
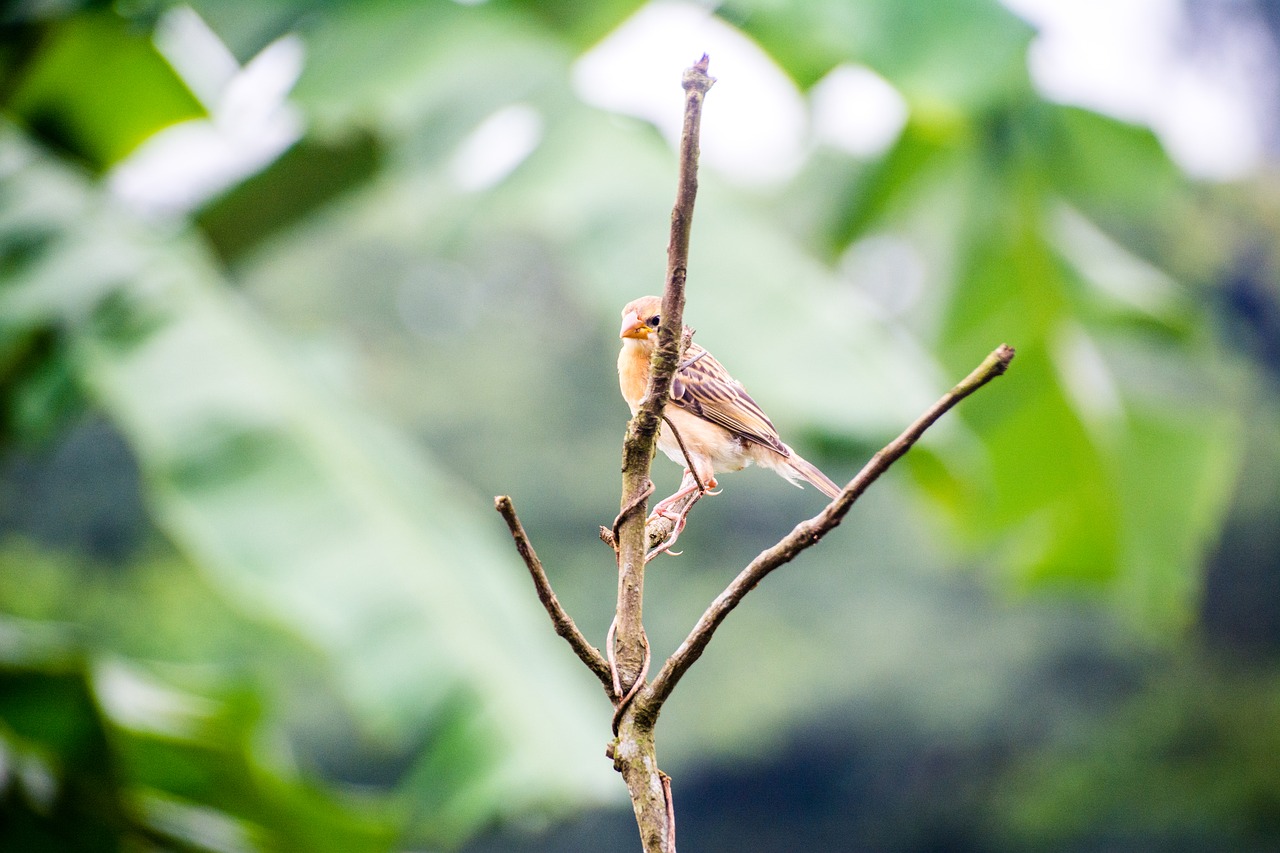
xmin=785 ymin=450 xmax=842 ymax=500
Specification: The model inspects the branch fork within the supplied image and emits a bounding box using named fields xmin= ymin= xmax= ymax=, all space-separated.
xmin=494 ymin=53 xmax=1015 ymax=853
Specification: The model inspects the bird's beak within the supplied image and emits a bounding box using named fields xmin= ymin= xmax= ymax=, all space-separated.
xmin=619 ymin=310 xmax=649 ymax=339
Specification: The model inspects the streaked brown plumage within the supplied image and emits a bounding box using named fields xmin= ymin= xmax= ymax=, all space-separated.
xmin=617 ymin=295 xmax=841 ymax=502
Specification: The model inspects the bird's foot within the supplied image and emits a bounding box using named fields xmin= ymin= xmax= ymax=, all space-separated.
xmin=646 ymin=500 xmax=692 ymax=561
xmin=645 ymin=473 xmax=717 ymax=561
xmin=651 ymin=472 xmax=697 ymax=518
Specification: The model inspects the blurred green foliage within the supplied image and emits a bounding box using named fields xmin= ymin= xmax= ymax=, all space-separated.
xmin=0 ymin=545 xmax=396 ymax=852
xmin=2 ymin=0 xmax=1279 ymax=850
xmin=992 ymin=659 xmax=1280 ymax=849
xmin=2 ymin=11 xmax=205 ymax=169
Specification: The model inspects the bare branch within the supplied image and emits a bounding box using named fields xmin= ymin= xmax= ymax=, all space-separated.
xmin=612 ymin=53 xmax=715 ymax=693
xmin=661 ymin=771 xmax=676 ymax=852
xmin=661 ymin=413 xmax=705 ymax=494
xmin=609 ymin=53 xmax=715 ymax=853
xmin=639 ymin=343 xmax=1016 ymax=713
xmin=494 ymin=495 xmax=614 ymax=695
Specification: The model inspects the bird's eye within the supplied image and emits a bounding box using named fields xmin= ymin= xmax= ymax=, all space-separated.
xmin=647 ymin=315 xmax=660 ymax=327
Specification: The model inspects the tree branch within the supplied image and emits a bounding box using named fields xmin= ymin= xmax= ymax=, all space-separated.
xmin=609 ymin=54 xmax=715 ymax=853
xmin=495 ymin=495 xmax=615 ymax=695
xmin=498 ymin=50 xmax=1015 ymax=853
xmin=638 ymin=343 xmax=1016 ymax=714
xmin=612 ymin=53 xmax=714 ymax=692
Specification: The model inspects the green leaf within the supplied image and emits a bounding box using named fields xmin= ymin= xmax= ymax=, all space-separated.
xmin=0 ymin=643 xmax=131 ymax=853
xmin=1039 ymin=105 xmax=1186 ymax=224
xmin=196 ymin=130 xmax=383 ymax=263
xmin=0 ymin=328 xmax=85 ymax=446
xmin=910 ymin=145 xmax=1240 ymax=627
xmin=292 ymin=0 xmax=566 ymax=135
xmin=2 ymin=143 xmax=616 ymax=845
xmin=720 ymin=0 xmax=1033 ymax=104
xmin=491 ymin=0 xmax=649 ymax=49
xmin=101 ymin=665 xmax=394 ymax=853
xmin=184 ymin=0 xmax=319 ymax=64
xmin=1109 ymin=355 xmax=1242 ymax=625
xmin=0 ymin=608 xmax=393 ymax=853
xmin=3 ymin=12 xmax=204 ymax=170
xmin=815 ymin=115 xmax=971 ymax=255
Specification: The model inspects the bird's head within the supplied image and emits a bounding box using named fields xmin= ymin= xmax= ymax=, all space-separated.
xmin=619 ymin=296 xmax=663 ymax=345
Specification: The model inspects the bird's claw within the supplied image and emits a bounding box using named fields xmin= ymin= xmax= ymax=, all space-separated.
xmin=644 ymin=470 xmax=723 ymax=561
xmin=645 ymin=513 xmax=686 ymax=561
xmin=644 ymin=495 xmax=698 ymax=561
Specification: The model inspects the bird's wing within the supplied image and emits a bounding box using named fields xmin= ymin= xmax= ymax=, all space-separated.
xmin=670 ymin=344 xmax=788 ymax=455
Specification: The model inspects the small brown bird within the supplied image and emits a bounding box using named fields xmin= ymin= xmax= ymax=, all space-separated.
xmin=618 ymin=295 xmax=841 ymax=531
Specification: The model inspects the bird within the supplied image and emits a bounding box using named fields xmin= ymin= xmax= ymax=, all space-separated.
xmin=618 ymin=295 xmax=841 ymax=543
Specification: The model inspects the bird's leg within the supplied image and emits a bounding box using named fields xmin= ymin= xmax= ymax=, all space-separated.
xmin=650 ymin=469 xmax=703 ymax=519
xmin=646 ymin=471 xmax=719 ymax=560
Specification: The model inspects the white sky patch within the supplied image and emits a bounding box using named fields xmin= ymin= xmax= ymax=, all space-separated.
xmin=110 ymin=7 xmax=305 ymax=218
xmin=1001 ymin=0 xmax=1268 ymax=180
xmin=573 ymin=1 xmax=806 ymax=185
xmin=810 ymin=64 xmax=909 ymax=159
xmin=448 ymin=103 xmax=544 ymax=191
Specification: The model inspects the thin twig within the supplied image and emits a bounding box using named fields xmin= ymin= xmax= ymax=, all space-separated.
xmin=678 ymin=350 xmax=707 ymax=371
xmin=660 ymin=414 xmax=707 ymax=495
xmin=610 ymin=626 xmax=651 ymax=734
xmin=638 ymin=343 xmax=1016 ymax=714
xmin=494 ymin=496 xmax=615 ymax=694
xmin=612 ymin=478 xmax=656 ymax=551
xmin=665 ymin=324 xmax=707 ymax=494
xmin=662 ymin=772 xmax=676 ymax=852
xmin=606 ymin=616 xmax=622 ymax=698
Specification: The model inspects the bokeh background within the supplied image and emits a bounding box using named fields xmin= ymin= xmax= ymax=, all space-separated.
xmin=4 ymin=0 xmax=1280 ymax=850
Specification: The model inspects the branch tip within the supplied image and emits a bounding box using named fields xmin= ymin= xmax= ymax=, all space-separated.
xmin=495 ymin=494 xmax=614 ymax=694
xmin=995 ymin=343 xmax=1015 ymax=371
xmin=637 ymin=342 xmax=1017 ymax=715
xmin=683 ymin=54 xmax=715 ymax=93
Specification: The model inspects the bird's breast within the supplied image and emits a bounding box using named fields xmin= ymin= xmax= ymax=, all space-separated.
xmin=618 ymin=341 xmax=652 ymax=412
